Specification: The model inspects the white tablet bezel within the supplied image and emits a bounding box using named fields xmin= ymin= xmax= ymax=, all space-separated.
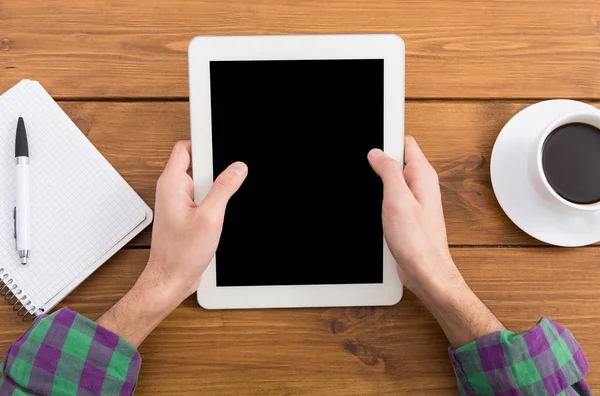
xmin=189 ymin=34 xmax=404 ymax=309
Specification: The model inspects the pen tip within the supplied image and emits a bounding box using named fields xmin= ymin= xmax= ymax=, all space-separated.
xmin=20 ymin=257 xmax=27 ymax=265
xmin=15 ymin=117 xmax=29 ymax=157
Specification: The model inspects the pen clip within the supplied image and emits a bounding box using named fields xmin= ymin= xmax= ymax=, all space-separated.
xmin=13 ymin=207 xmax=17 ymax=246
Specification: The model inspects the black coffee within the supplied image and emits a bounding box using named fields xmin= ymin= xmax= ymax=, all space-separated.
xmin=542 ymin=122 xmax=600 ymax=204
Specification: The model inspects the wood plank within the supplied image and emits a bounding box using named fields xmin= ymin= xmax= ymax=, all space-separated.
xmin=2 ymin=0 xmax=600 ymax=99
xmin=0 ymin=247 xmax=598 ymax=394
xmin=58 ymin=100 xmax=600 ymax=247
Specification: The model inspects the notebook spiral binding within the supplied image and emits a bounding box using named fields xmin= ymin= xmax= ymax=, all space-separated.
xmin=0 ymin=267 xmax=39 ymax=321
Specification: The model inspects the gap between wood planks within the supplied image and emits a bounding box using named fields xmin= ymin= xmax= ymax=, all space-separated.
xmin=51 ymin=97 xmax=600 ymax=103
xmin=122 ymin=245 xmax=600 ymax=249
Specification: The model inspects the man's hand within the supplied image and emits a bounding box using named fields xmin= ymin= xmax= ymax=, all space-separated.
xmin=367 ymin=136 xmax=458 ymax=293
xmin=145 ymin=140 xmax=247 ymax=298
xmin=368 ymin=136 xmax=505 ymax=347
xmin=98 ymin=141 xmax=246 ymax=346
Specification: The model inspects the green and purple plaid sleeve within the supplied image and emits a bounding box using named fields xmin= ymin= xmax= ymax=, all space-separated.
xmin=0 ymin=308 xmax=140 ymax=395
xmin=449 ymin=317 xmax=592 ymax=395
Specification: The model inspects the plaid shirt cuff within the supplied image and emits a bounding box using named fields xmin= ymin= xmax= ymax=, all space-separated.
xmin=449 ymin=317 xmax=592 ymax=395
xmin=0 ymin=307 xmax=141 ymax=395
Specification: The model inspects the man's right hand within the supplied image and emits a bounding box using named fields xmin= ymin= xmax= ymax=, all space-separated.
xmin=368 ymin=136 xmax=505 ymax=347
xmin=367 ymin=136 xmax=461 ymax=294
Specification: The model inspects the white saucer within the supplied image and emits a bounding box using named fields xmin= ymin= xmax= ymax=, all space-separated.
xmin=491 ymin=100 xmax=600 ymax=247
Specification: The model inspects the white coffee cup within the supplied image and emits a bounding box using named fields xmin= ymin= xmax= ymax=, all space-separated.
xmin=532 ymin=110 xmax=600 ymax=211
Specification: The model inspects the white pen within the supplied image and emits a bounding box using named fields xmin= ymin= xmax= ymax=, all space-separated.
xmin=14 ymin=117 xmax=30 ymax=265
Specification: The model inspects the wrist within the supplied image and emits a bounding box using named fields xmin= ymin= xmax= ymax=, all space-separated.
xmin=96 ymin=263 xmax=188 ymax=347
xmin=405 ymin=254 xmax=466 ymax=299
xmin=407 ymin=259 xmax=506 ymax=347
xmin=405 ymin=256 xmax=476 ymax=317
xmin=134 ymin=263 xmax=190 ymax=312
xmin=416 ymin=274 xmax=473 ymax=318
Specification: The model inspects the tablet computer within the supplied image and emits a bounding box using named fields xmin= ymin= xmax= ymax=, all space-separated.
xmin=189 ymin=34 xmax=404 ymax=309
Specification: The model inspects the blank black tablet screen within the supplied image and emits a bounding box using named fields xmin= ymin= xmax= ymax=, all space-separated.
xmin=210 ymin=59 xmax=383 ymax=286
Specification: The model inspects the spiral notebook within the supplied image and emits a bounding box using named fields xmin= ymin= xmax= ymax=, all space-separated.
xmin=0 ymin=80 xmax=153 ymax=319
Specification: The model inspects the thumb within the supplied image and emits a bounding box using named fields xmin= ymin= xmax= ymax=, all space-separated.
xmin=200 ymin=162 xmax=248 ymax=213
xmin=368 ymin=149 xmax=411 ymax=199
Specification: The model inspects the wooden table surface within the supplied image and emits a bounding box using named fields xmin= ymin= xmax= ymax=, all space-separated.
xmin=1 ymin=1 xmax=600 ymax=394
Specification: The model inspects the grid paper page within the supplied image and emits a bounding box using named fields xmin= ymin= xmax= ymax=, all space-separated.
xmin=0 ymin=80 xmax=147 ymax=314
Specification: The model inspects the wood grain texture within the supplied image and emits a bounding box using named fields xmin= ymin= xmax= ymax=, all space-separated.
xmin=57 ymin=100 xmax=600 ymax=247
xmin=2 ymin=0 xmax=600 ymax=99
xmin=0 ymin=248 xmax=598 ymax=394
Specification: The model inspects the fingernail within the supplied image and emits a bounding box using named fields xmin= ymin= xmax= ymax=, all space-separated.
xmin=369 ymin=149 xmax=384 ymax=158
xmin=229 ymin=162 xmax=247 ymax=176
